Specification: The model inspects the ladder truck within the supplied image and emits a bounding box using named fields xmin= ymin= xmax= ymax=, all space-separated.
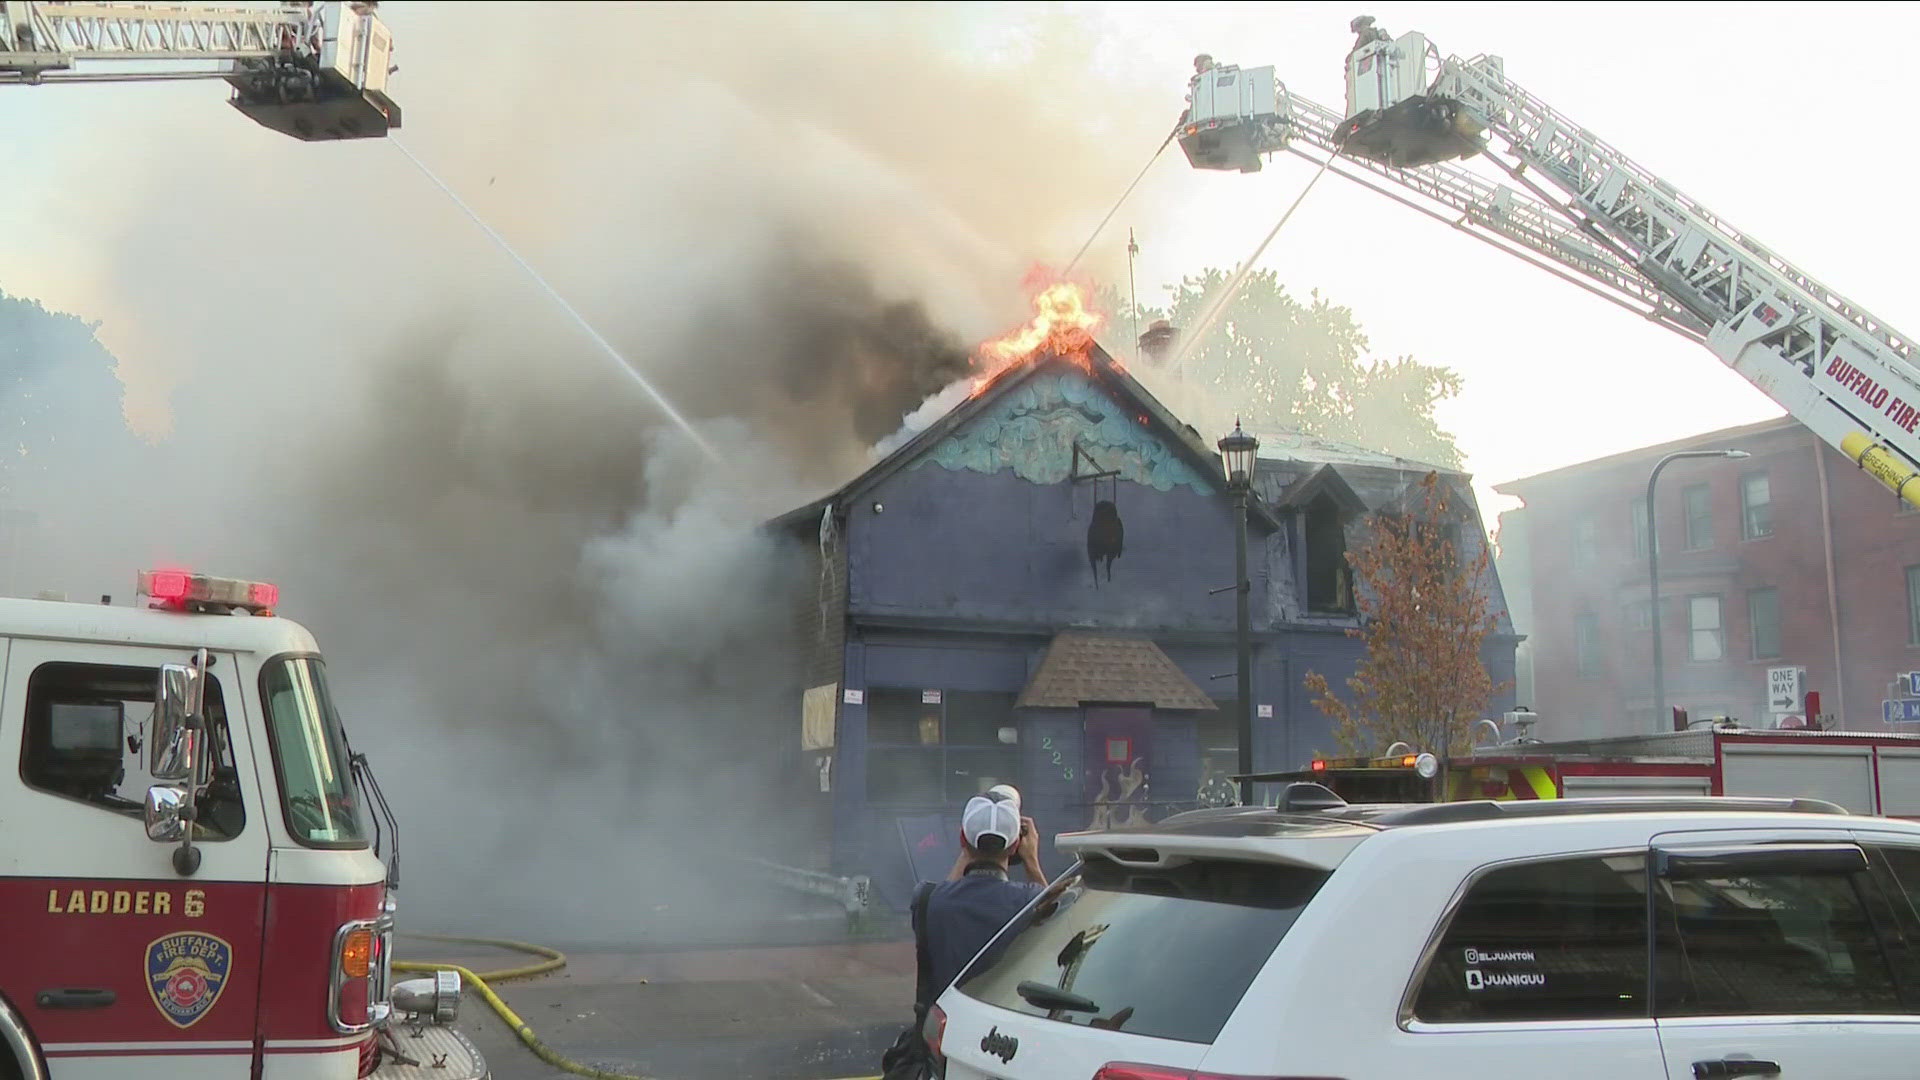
xmin=0 ymin=0 xmax=398 ymax=139
xmin=1177 ymin=17 xmax=1920 ymax=507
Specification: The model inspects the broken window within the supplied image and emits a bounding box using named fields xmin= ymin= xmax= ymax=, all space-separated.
xmin=1304 ymin=493 xmax=1353 ymax=613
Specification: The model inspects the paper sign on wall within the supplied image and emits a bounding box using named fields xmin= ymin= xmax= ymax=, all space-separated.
xmin=843 ymin=688 xmax=864 ymax=705
xmin=802 ymin=684 xmax=838 ymax=751
xmin=1257 ymin=704 xmax=1274 ymax=718
xmin=922 ymin=689 xmax=943 ymax=705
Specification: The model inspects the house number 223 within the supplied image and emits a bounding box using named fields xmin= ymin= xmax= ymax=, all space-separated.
xmin=1042 ymin=736 xmax=1073 ymax=782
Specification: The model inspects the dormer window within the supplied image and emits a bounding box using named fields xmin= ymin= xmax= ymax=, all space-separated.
xmin=1304 ymin=492 xmax=1354 ymax=613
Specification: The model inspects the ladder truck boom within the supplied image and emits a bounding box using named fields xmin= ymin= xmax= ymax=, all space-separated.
xmin=1180 ymin=20 xmax=1920 ymax=506
xmin=0 ymin=0 xmax=398 ymax=140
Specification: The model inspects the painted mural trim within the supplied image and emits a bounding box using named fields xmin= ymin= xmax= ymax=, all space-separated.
xmin=908 ymin=370 xmax=1214 ymax=494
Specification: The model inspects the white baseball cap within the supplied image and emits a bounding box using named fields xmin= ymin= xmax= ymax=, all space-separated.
xmin=962 ymin=795 xmax=1020 ymax=850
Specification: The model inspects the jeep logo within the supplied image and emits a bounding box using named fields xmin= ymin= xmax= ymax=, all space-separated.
xmin=980 ymin=1026 xmax=1019 ymax=1063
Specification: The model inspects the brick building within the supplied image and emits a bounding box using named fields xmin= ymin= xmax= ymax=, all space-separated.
xmin=1496 ymin=416 xmax=1920 ymax=736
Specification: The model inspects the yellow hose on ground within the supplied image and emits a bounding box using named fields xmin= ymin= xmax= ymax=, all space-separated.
xmin=394 ymin=934 xmax=649 ymax=1080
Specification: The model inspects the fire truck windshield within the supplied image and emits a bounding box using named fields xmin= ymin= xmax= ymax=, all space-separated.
xmin=261 ymin=656 xmax=366 ymax=847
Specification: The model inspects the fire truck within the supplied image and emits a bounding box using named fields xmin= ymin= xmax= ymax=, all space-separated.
xmin=0 ymin=571 xmax=481 ymax=1080
xmin=1178 ymin=16 xmax=1920 ymax=511
xmin=1252 ymin=724 xmax=1920 ymax=819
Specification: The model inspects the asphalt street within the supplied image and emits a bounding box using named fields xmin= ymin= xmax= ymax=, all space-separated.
xmin=411 ymin=938 xmax=914 ymax=1080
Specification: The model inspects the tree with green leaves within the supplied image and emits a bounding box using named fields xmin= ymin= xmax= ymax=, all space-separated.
xmin=1099 ymin=269 xmax=1464 ymax=468
xmin=1302 ymin=472 xmax=1507 ymax=756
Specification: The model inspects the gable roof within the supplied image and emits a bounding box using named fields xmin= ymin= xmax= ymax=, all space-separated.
xmin=1269 ymin=461 xmax=1367 ymax=517
xmin=771 ymin=343 xmax=1278 ymax=532
xmin=1017 ymin=631 xmax=1217 ymax=710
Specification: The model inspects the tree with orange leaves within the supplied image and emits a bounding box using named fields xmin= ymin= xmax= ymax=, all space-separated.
xmin=1303 ymin=472 xmax=1507 ymax=757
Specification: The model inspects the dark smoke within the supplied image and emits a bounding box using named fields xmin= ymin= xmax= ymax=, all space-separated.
xmin=4 ymin=2 xmax=1174 ymax=943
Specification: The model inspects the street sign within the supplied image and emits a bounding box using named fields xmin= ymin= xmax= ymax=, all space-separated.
xmin=1886 ymin=699 xmax=1920 ymax=724
xmin=1905 ymin=672 xmax=1920 ymax=697
xmin=1767 ymin=666 xmax=1804 ymax=713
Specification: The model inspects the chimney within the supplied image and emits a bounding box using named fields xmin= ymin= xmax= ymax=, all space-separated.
xmin=1138 ymin=320 xmax=1178 ymax=364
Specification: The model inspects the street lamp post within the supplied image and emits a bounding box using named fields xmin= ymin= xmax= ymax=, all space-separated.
xmin=1218 ymin=421 xmax=1260 ymax=804
xmin=1647 ymin=448 xmax=1750 ymax=733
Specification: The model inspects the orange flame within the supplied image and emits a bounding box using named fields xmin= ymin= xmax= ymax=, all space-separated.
xmin=972 ymin=276 xmax=1104 ymax=395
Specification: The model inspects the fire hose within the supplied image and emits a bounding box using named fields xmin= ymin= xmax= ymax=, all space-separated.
xmin=394 ymin=934 xmax=652 ymax=1080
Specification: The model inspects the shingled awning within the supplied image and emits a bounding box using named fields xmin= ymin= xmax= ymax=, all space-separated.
xmin=1017 ymin=631 xmax=1217 ymax=710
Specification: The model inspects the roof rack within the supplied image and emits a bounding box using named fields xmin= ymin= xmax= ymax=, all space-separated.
xmin=1344 ymin=796 xmax=1849 ymax=826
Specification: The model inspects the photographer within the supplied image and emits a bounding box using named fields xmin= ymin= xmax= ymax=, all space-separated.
xmin=882 ymin=792 xmax=1047 ymax=1079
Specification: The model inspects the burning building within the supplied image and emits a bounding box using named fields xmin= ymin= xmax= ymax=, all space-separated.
xmin=771 ymin=288 xmax=1518 ymax=907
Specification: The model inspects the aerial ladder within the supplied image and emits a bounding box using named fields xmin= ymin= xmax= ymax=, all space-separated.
xmin=1177 ymin=16 xmax=1920 ymax=506
xmin=0 ymin=0 xmax=398 ymax=139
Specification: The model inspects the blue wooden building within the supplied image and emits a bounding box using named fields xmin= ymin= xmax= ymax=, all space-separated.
xmin=774 ymin=345 xmax=1517 ymax=907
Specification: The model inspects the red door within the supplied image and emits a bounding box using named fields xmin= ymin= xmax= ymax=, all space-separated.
xmin=1083 ymin=706 xmax=1153 ymax=830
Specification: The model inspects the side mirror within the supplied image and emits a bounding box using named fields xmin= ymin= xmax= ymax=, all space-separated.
xmin=144 ymin=785 xmax=189 ymax=842
xmin=150 ymin=662 xmax=204 ymax=782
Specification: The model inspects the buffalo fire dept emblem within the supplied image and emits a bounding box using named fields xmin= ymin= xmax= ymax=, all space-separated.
xmin=146 ymin=932 xmax=231 ymax=1028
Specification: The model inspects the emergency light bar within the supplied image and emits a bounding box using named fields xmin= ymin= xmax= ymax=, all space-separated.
xmin=1309 ymin=752 xmax=1441 ymax=778
xmin=138 ymin=570 xmax=279 ymax=615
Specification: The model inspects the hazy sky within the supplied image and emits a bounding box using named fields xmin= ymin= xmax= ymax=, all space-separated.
xmin=4 ymin=1 xmax=1909 ymax=525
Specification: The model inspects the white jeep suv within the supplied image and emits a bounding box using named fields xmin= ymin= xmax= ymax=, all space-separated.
xmin=930 ymin=788 xmax=1920 ymax=1080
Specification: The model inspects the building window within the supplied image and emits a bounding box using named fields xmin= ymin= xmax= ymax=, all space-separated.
xmin=1688 ymin=595 xmax=1724 ymax=661
xmin=1623 ymin=599 xmax=1650 ymax=630
xmin=1575 ymin=613 xmax=1601 ymax=677
xmin=866 ymin=688 xmax=1019 ymax=805
xmin=1741 ymin=473 xmax=1773 ymax=540
xmin=1304 ymin=494 xmax=1354 ymax=614
xmin=1683 ymin=484 xmax=1712 ymax=550
xmin=1630 ymin=498 xmax=1658 ymax=559
xmin=1573 ymin=517 xmax=1598 ymax=568
xmin=1747 ymin=587 xmax=1781 ymax=660
xmin=1908 ymin=566 xmax=1920 ymax=645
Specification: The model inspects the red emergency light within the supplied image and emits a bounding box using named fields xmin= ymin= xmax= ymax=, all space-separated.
xmin=138 ymin=570 xmax=279 ymax=614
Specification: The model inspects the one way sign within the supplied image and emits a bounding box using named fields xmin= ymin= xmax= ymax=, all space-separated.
xmin=1767 ymin=667 xmax=1804 ymax=713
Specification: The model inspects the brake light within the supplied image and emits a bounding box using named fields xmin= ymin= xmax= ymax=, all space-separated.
xmin=1310 ymin=760 xmax=1327 ymax=772
xmin=1093 ymin=1066 xmax=1342 ymax=1080
xmin=925 ymin=1003 xmax=946 ymax=1058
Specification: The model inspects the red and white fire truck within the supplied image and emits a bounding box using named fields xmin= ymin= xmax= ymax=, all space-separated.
xmin=1258 ymin=725 xmax=1920 ymax=819
xmin=0 ymin=571 xmax=481 ymax=1080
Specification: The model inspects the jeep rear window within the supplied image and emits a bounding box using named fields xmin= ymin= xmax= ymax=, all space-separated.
xmin=954 ymin=856 xmax=1328 ymax=1044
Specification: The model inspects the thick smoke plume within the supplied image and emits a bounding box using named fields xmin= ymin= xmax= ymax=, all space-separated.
xmin=4 ymin=4 xmax=1172 ymax=941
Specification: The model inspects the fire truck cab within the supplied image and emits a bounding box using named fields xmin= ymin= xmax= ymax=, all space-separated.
xmin=0 ymin=572 xmax=481 ymax=1080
